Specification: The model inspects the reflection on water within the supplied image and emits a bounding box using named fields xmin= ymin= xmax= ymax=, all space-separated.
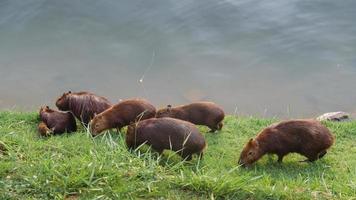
xmin=0 ymin=0 xmax=355 ymax=118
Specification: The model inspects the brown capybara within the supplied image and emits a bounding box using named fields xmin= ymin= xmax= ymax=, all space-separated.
xmin=238 ymin=119 xmax=335 ymax=167
xmin=39 ymin=106 xmax=77 ymax=136
xmin=38 ymin=121 xmax=52 ymax=136
xmin=126 ymin=117 xmax=206 ymax=160
xmin=155 ymin=102 xmax=225 ymax=132
xmin=56 ymin=91 xmax=112 ymax=126
xmin=90 ymin=99 xmax=156 ymax=136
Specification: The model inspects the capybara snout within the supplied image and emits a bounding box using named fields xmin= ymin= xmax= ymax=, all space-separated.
xmin=126 ymin=117 xmax=206 ymax=160
xmin=238 ymin=119 xmax=334 ymax=167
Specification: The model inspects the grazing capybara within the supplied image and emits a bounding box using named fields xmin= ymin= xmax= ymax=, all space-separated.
xmin=238 ymin=119 xmax=334 ymax=167
xmin=155 ymin=102 xmax=225 ymax=132
xmin=39 ymin=106 xmax=77 ymax=136
xmin=90 ymin=99 xmax=156 ymax=136
xmin=126 ymin=117 xmax=206 ymax=160
xmin=56 ymin=91 xmax=112 ymax=126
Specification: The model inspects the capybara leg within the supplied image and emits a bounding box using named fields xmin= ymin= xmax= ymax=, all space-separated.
xmin=318 ymin=150 xmax=327 ymax=159
xmin=155 ymin=148 xmax=164 ymax=155
xmin=197 ymin=152 xmax=204 ymax=160
xmin=305 ymin=153 xmax=319 ymax=162
xmin=209 ymin=128 xmax=217 ymax=133
xmin=277 ymin=155 xmax=284 ymax=163
xmin=126 ymin=144 xmax=135 ymax=151
xmin=209 ymin=126 xmax=216 ymax=133
xmin=126 ymin=141 xmax=137 ymax=151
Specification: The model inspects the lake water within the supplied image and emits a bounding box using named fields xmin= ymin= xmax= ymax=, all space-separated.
xmin=0 ymin=0 xmax=355 ymax=118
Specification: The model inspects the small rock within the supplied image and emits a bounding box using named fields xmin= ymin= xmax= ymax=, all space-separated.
xmin=316 ymin=112 xmax=350 ymax=122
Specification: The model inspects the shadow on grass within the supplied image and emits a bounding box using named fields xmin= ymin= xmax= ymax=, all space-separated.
xmin=239 ymin=153 xmax=334 ymax=182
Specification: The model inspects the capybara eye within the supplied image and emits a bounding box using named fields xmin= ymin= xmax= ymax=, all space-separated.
xmin=248 ymin=151 xmax=253 ymax=155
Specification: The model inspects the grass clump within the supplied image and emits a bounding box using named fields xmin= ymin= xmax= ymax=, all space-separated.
xmin=0 ymin=112 xmax=355 ymax=199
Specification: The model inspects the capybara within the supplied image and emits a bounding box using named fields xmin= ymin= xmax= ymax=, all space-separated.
xmin=126 ymin=117 xmax=206 ymax=160
xmin=238 ymin=119 xmax=334 ymax=167
xmin=155 ymin=102 xmax=225 ymax=132
xmin=38 ymin=121 xmax=52 ymax=136
xmin=90 ymin=99 xmax=156 ymax=136
xmin=39 ymin=106 xmax=77 ymax=136
xmin=56 ymin=91 xmax=112 ymax=126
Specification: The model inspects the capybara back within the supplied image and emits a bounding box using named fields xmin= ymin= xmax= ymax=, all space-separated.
xmin=126 ymin=117 xmax=206 ymax=160
xmin=156 ymin=102 xmax=224 ymax=132
xmin=90 ymin=99 xmax=156 ymax=135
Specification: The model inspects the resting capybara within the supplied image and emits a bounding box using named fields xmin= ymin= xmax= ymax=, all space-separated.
xmin=90 ymin=99 xmax=156 ymax=136
xmin=39 ymin=106 xmax=77 ymax=136
xmin=56 ymin=91 xmax=112 ymax=126
xmin=38 ymin=121 xmax=52 ymax=136
xmin=238 ymin=119 xmax=334 ymax=167
xmin=126 ymin=117 xmax=206 ymax=160
xmin=155 ymin=102 xmax=225 ymax=132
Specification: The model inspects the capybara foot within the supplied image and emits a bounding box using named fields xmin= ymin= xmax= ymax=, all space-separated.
xmin=277 ymin=155 xmax=284 ymax=163
xmin=318 ymin=150 xmax=327 ymax=159
xmin=198 ymin=152 xmax=204 ymax=160
xmin=300 ymin=156 xmax=318 ymax=162
xmin=209 ymin=128 xmax=217 ymax=133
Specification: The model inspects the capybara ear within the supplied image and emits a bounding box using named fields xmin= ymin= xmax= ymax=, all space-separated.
xmin=68 ymin=91 xmax=71 ymax=93
xmin=253 ymin=139 xmax=259 ymax=147
xmin=46 ymin=106 xmax=49 ymax=109
xmin=248 ymin=138 xmax=253 ymax=144
xmin=167 ymin=105 xmax=172 ymax=111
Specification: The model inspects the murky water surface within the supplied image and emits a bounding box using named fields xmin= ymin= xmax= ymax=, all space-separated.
xmin=1 ymin=0 xmax=355 ymax=117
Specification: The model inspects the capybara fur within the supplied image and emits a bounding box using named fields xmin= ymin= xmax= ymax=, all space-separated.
xmin=238 ymin=119 xmax=335 ymax=167
xmin=126 ymin=117 xmax=206 ymax=160
xmin=155 ymin=102 xmax=225 ymax=132
xmin=38 ymin=121 xmax=52 ymax=136
xmin=90 ymin=99 xmax=156 ymax=136
xmin=56 ymin=91 xmax=112 ymax=126
xmin=39 ymin=106 xmax=77 ymax=136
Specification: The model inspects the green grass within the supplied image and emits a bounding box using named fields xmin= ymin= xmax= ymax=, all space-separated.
xmin=0 ymin=111 xmax=355 ymax=200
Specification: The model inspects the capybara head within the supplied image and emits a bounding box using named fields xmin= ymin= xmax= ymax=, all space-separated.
xmin=40 ymin=105 xmax=50 ymax=113
xmin=90 ymin=114 xmax=110 ymax=136
xmin=55 ymin=91 xmax=71 ymax=110
xmin=38 ymin=121 xmax=52 ymax=136
xmin=156 ymin=105 xmax=173 ymax=118
xmin=238 ymin=138 xmax=262 ymax=167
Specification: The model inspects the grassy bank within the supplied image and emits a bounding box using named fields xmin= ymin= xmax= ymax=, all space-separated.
xmin=0 ymin=111 xmax=355 ymax=199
